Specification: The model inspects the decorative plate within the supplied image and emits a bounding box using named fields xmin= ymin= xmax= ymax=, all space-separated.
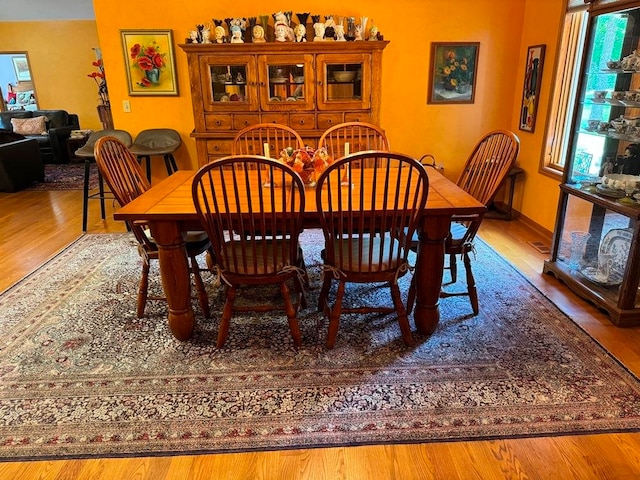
xmin=599 ymin=228 xmax=633 ymax=279
xmin=270 ymin=77 xmax=287 ymax=84
xmin=596 ymin=184 xmax=626 ymax=198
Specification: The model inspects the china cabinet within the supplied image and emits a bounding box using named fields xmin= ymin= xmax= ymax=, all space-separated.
xmin=544 ymin=0 xmax=640 ymax=325
xmin=179 ymin=41 xmax=387 ymax=165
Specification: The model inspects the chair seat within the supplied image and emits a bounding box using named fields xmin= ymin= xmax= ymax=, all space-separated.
xmin=129 ymin=144 xmax=177 ymax=156
xmin=224 ymin=240 xmax=300 ymax=275
xmin=332 ymin=235 xmax=404 ymax=273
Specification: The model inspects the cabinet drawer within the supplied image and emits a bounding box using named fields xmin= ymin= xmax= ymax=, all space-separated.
xmin=206 ymin=139 xmax=234 ymax=156
xmin=261 ymin=113 xmax=289 ymax=125
xmin=234 ymin=114 xmax=261 ymax=130
xmin=317 ymin=113 xmax=344 ymax=130
xmin=289 ymin=114 xmax=316 ymax=130
xmin=345 ymin=112 xmax=372 ymax=123
xmin=205 ymin=114 xmax=232 ymax=130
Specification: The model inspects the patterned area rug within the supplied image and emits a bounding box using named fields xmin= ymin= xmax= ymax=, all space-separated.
xmin=25 ymin=163 xmax=98 ymax=191
xmin=1 ymin=230 xmax=640 ymax=461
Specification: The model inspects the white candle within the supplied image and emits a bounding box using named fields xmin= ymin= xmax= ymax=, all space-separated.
xmin=263 ymin=142 xmax=270 ymax=158
xmin=344 ymin=142 xmax=350 ymax=157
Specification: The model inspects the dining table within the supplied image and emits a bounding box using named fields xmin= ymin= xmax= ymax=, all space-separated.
xmin=114 ymin=166 xmax=486 ymax=341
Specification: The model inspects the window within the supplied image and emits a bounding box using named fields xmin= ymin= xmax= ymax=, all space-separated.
xmin=540 ymin=6 xmax=588 ymax=176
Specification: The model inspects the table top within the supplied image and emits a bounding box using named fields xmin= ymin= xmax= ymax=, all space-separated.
xmin=114 ymin=167 xmax=485 ymax=222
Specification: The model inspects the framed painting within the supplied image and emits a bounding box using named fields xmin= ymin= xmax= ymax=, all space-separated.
xmin=428 ymin=42 xmax=480 ymax=104
xmin=120 ymin=29 xmax=179 ymax=96
xmin=12 ymin=56 xmax=31 ymax=82
xmin=520 ymin=44 xmax=546 ymax=132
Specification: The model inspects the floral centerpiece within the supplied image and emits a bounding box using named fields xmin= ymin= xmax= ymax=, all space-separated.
xmin=130 ymin=41 xmax=166 ymax=87
xmin=439 ymin=50 xmax=471 ymax=91
xmin=87 ymin=59 xmax=109 ymax=106
xmin=279 ymin=146 xmax=332 ymax=185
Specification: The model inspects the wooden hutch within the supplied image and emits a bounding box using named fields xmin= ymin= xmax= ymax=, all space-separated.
xmin=179 ymin=41 xmax=388 ymax=166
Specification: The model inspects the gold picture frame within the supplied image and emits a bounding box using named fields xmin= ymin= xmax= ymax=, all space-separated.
xmin=120 ymin=29 xmax=178 ymax=96
xmin=428 ymin=42 xmax=479 ymax=104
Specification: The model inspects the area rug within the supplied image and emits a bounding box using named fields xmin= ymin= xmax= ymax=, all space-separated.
xmin=1 ymin=230 xmax=640 ymax=461
xmin=25 ymin=162 xmax=98 ymax=191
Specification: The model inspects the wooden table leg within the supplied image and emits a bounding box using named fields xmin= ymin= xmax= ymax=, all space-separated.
xmin=414 ymin=216 xmax=450 ymax=336
xmin=149 ymin=220 xmax=195 ymax=340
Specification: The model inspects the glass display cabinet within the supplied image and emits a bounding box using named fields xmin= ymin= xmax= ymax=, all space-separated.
xmin=180 ymin=41 xmax=388 ymax=166
xmin=544 ymin=0 xmax=640 ymax=325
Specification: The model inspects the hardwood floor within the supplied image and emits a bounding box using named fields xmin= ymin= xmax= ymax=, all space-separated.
xmin=2 ymin=188 xmax=640 ymax=479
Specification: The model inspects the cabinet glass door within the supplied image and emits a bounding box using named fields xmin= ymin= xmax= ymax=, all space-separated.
xmin=200 ymin=55 xmax=258 ymax=112
xmin=567 ymin=8 xmax=639 ymax=183
xmin=317 ymin=53 xmax=371 ymax=110
xmin=258 ymin=54 xmax=314 ymax=111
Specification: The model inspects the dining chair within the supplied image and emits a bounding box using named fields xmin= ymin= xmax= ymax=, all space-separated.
xmin=315 ymin=151 xmax=430 ymax=348
xmin=129 ymin=128 xmax=181 ymax=183
xmin=232 ymin=123 xmax=305 ymax=159
xmin=75 ymin=129 xmax=132 ymax=232
xmin=317 ymin=122 xmax=390 ymax=162
xmin=93 ymin=136 xmax=212 ymax=319
xmin=192 ymin=155 xmax=307 ymax=348
xmin=408 ymin=129 xmax=520 ymax=316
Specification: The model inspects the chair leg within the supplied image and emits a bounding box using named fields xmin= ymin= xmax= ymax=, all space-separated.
xmin=318 ymin=273 xmax=332 ymax=313
xmin=407 ymin=274 xmax=416 ymax=315
xmin=137 ymin=260 xmax=150 ymax=318
xmin=82 ymin=158 xmax=91 ymax=232
xmin=190 ymin=255 xmax=210 ymax=319
xmin=326 ymin=280 xmax=346 ymax=349
xmin=449 ymin=253 xmax=458 ymax=283
xmin=98 ymin=171 xmax=106 ymax=220
xmin=163 ymin=154 xmax=174 ymax=177
xmin=390 ymin=282 xmax=414 ymax=346
xmin=280 ymin=281 xmax=302 ymax=348
xmin=167 ymin=153 xmax=178 ymax=173
xmin=463 ymin=252 xmax=479 ymax=315
xmin=216 ymin=285 xmax=237 ymax=348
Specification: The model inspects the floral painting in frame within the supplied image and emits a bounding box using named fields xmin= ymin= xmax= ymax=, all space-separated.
xmin=519 ymin=44 xmax=546 ymax=132
xmin=120 ymin=29 xmax=178 ymax=96
xmin=428 ymin=42 xmax=479 ymax=104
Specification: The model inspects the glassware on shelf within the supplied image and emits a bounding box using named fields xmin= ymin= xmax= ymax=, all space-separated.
xmin=569 ymin=231 xmax=591 ymax=270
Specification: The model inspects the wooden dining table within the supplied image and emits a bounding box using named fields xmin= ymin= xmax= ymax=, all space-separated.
xmin=114 ymin=166 xmax=486 ymax=341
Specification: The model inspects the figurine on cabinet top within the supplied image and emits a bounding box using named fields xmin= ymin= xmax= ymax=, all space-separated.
xmin=334 ymin=24 xmax=345 ymax=41
xmin=369 ymin=24 xmax=379 ymax=41
xmin=230 ymin=25 xmax=244 ymax=43
xmin=214 ymin=25 xmax=226 ymax=43
xmin=354 ymin=24 xmax=363 ymax=41
xmin=294 ymin=23 xmax=307 ymax=42
xmin=201 ymin=25 xmax=211 ymax=44
xmin=313 ymin=22 xmax=326 ymax=41
xmin=252 ymin=24 xmax=266 ymax=43
xmin=188 ymin=30 xmax=199 ymax=43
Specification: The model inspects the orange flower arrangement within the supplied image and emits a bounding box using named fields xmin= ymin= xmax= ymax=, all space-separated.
xmin=279 ymin=146 xmax=333 ymax=184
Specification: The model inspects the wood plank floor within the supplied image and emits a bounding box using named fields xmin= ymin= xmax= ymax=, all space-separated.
xmin=2 ymin=187 xmax=640 ymax=479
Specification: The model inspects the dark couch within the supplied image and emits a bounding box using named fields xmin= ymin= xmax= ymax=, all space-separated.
xmin=0 ymin=131 xmax=44 ymax=192
xmin=0 ymin=110 xmax=79 ymax=164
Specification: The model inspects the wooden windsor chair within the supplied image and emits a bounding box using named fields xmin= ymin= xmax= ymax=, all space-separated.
xmin=317 ymin=121 xmax=390 ymax=164
xmin=315 ymin=151 xmax=430 ymax=348
xmin=408 ymin=129 xmax=520 ymax=316
xmin=93 ymin=136 xmax=212 ymax=319
xmin=192 ymin=155 xmax=307 ymax=348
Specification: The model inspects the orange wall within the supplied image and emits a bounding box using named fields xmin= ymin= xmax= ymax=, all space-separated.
xmin=85 ymin=0 xmax=562 ymax=231
xmin=511 ymin=0 xmax=566 ymax=231
xmin=0 ymin=21 xmax=105 ymax=131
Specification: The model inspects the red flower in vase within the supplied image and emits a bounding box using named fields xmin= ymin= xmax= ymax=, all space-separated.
xmin=130 ymin=41 xmax=166 ymax=87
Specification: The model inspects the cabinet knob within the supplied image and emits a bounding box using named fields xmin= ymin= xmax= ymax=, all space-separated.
xmin=318 ymin=80 xmax=323 ymax=86
xmin=298 ymin=119 xmax=305 ymax=125
xmin=215 ymin=120 xmax=222 ymax=126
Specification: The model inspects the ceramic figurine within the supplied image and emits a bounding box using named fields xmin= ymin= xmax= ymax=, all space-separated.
xmin=334 ymin=24 xmax=346 ymax=41
xmin=230 ymin=25 xmax=244 ymax=43
xmin=188 ymin=30 xmax=199 ymax=44
xmin=294 ymin=23 xmax=307 ymax=42
xmin=201 ymin=25 xmax=211 ymax=44
xmin=214 ymin=25 xmax=226 ymax=43
xmin=369 ymin=24 xmax=379 ymax=41
xmin=252 ymin=24 xmax=266 ymax=43
xmin=354 ymin=25 xmax=363 ymax=41
xmin=313 ymin=22 xmax=325 ymax=41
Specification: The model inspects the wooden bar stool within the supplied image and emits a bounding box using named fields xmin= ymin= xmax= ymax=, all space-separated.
xmin=129 ymin=129 xmax=181 ymax=183
xmin=75 ymin=129 xmax=132 ymax=232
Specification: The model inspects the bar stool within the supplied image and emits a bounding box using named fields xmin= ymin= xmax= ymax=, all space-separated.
xmin=75 ymin=129 xmax=132 ymax=232
xmin=129 ymin=129 xmax=181 ymax=183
